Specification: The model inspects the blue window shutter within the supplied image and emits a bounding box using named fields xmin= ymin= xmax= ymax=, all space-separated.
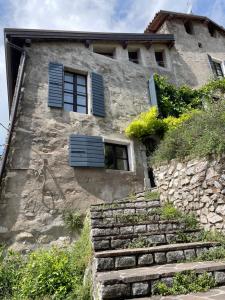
xmin=92 ymin=73 xmax=105 ymax=117
xmin=148 ymin=75 xmax=158 ymax=107
xmin=69 ymin=135 xmax=105 ymax=167
xmin=48 ymin=62 xmax=63 ymax=108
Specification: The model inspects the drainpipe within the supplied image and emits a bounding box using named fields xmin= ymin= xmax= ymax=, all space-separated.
xmin=0 ymin=42 xmax=27 ymax=184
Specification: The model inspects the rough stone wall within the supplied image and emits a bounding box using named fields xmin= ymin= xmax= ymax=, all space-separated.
xmin=154 ymin=157 xmax=225 ymax=232
xmin=0 ymin=41 xmax=176 ymax=250
xmin=157 ymin=20 xmax=225 ymax=88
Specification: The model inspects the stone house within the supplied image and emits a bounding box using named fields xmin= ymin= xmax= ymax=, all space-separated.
xmin=0 ymin=11 xmax=225 ymax=249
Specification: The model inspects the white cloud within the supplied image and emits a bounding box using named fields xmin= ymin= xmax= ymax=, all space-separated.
xmin=0 ymin=0 xmax=224 ymax=151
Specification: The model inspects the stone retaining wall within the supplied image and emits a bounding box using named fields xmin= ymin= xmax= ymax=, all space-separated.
xmin=154 ymin=156 xmax=225 ymax=232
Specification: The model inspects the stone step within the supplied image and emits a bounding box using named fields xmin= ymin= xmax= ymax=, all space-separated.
xmin=92 ymin=229 xmax=201 ymax=251
xmin=91 ymin=220 xmax=187 ymax=233
xmin=91 ymin=199 xmax=160 ymax=211
xmin=94 ymin=241 xmax=220 ymax=272
xmin=96 ymin=261 xmax=225 ymax=299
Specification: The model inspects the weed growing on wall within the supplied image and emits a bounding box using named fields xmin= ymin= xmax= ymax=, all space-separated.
xmin=63 ymin=210 xmax=85 ymax=233
xmin=153 ymin=271 xmax=215 ymax=296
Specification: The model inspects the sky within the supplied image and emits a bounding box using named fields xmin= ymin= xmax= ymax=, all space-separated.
xmin=0 ymin=0 xmax=225 ymax=153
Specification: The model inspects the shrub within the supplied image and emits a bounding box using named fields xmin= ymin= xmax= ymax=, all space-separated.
xmin=63 ymin=210 xmax=85 ymax=233
xmin=125 ymin=107 xmax=193 ymax=140
xmin=125 ymin=106 xmax=167 ymax=139
xmin=17 ymin=216 xmax=92 ymax=299
xmin=152 ymin=100 xmax=225 ymax=164
xmin=154 ymin=74 xmax=202 ymax=117
xmin=154 ymin=271 xmax=215 ymax=296
xmin=0 ymin=216 xmax=93 ymax=300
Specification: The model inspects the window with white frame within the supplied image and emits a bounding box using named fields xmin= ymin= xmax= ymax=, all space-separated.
xmin=211 ymin=59 xmax=224 ymax=78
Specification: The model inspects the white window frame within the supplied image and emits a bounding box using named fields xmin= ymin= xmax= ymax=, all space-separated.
xmin=211 ymin=56 xmax=225 ymax=78
xmin=103 ymin=137 xmax=135 ymax=172
xmin=63 ymin=66 xmax=92 ymax=116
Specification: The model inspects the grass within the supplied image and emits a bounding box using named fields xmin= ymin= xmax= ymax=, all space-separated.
xmin=144 ymin=190 xmax=160 ymax=200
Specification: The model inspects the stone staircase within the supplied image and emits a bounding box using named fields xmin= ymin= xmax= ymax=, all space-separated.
xmin=90 ymin=191 xmax=225 ymax=299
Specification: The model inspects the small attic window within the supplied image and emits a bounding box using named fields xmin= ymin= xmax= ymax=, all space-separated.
xmin=93 ymin=46 xmax=115 ymax=58
xmin=184 ymin=21 xmax=194 ymax=35
xmin=155 ymin=51 xmax=166 ymax=68
xmin=208 ymin=24 xmax=216 ymax=37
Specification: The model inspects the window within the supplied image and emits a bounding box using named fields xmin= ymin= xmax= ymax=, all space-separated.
xmin=211 ymin=60 xmax=224 ymax=78
xmin=208 ymin=24 xmax=216 ymax=37
xmin=63 ymin=72 xmax=87 ymax=113
xmin=184 ymin=21 xmax=194 ymax=35
xmin=128 ymin=51 xmax=139 ymax=64
xmin=105 ymin=143 xmax=129 ymax=171
xmin=155 ymin=51 xmax=165 ymax=68
xmin=93 ymin=47 xmax=115 ymax=58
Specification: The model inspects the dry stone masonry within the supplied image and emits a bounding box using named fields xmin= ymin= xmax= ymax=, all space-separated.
xmin=154 ymin=156 xmax=225 ymax=232
xmin=90 ymin=191 xmax=225 ymax=300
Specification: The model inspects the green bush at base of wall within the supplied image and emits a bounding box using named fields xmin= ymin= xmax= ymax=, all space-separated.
xmin=0 ymin=216 xmax=92 ymax=300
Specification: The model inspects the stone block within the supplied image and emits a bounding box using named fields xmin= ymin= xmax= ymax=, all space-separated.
xmin=111 ymin=239 xmax=127 ymax=249
xmin=184 ymin=249 xmax=196 ymax=260
xmin=154 ymin=252 xmax=166 ymax=264
xmin=147 ymin=234 xmax=166 ymax=244
xmin=147 ymin=224 xmax=159 ymax=231
xmin=101 ymin=283 xmax=130 ymax=299
xmin=166 ymin=250 xmax=184 ymax=263
xmin=96 ymin=257 xmax=114 ymax=271
xmin=134 ymin=225 xmax=147 ymax=233
xmin=94 ymin=240 xmax=110 ymax=251
xmin=138 ymin=254 xmax=154 ymax=266
xmin=196 ymin=247 xmax=208 ymax=256
xmin=115 ymin=256 xmax=136 ymax=269
xmin=215 ymin=271 xmax=225 ymax=285
xmin=132 ymin=282 xmax=150 ymax=296
xmin=120 ymin=226 xmax=134 ymax=234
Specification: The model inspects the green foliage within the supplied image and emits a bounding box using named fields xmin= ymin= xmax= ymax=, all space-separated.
xmin=154 ymin=74 xmax=202 ymax=118
xmin=152 ymin=100 xmax=225 ymax=164
xmin=0 ymin=248 xmax=24 ymax=299
xmin=0 ymin=216 xmax=92 ymax=300
xmin=199 ymin=229 xmax=225 ymax=247
xmin=126 ymin=237 xmax=152 ymax=249
xmin=63 ymin=210 xmax=85 ymax=233
xmin=116 ymin=202 xmax=199 ymax=231
xmin=160 ymin=202 xmax=182 ymax=220
xmin=125 ymin=106 xmax=166 ymax=139
xmin=154 ymin=271 xmax=215 ymax=296
xmin=125 ymin=106 xmax=194 ymax=140
xmin=144 ymin=190 xmax=160 ymax=200
xmin=196 ymin=246 xmax=225 ymax=262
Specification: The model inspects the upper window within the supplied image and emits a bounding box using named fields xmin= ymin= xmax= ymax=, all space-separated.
xmin=208 ymin=24 xmax=216 ymax=37
xmin=63 ymin=72 xmax=87 ymax=114
xmin=211 ymin=60 xmax=224 ymax=78
xmin=128 ymin=51 xmax=139 ymax=64
xmin=155 ymin=51 xmax=165 ymax=68
xmin=184 ymin=21 xmax=194 ymax=35
xmin=105 ymin=143 xmax=129 ymax=171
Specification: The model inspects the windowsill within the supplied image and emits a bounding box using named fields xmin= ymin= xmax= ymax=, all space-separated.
xmin=105 ymin=168 xmax=135 ymax=175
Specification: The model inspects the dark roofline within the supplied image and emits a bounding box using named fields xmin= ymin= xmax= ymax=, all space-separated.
xmin=145 ymin=10 xmax=225 ymax=35
xmin=5 ymin=28 xmax=174 ymax=42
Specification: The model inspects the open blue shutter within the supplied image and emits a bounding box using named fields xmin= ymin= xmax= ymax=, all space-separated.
xmin=92 ymin=73 xmax=105 ymax=117
xmin=48 ymin=62 xmax=63 ymax=108
xmin=148 ymin=75 xmax=158 ymax=107
xmin=69 ymin=135 xmax=105 ymax=167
